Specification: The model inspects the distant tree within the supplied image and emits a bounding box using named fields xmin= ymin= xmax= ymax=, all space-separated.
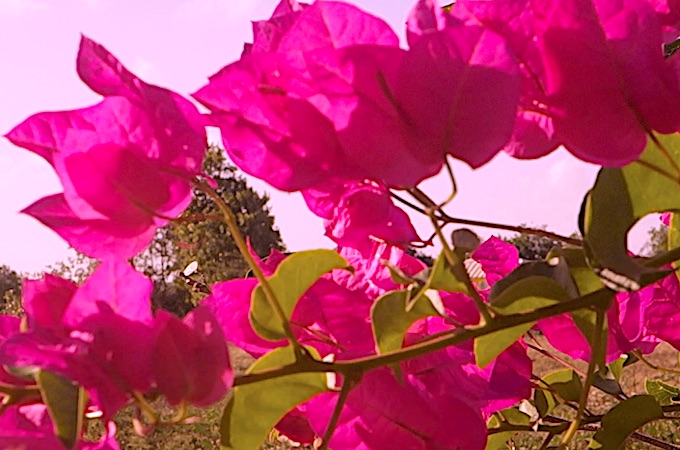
xmin=0 ymin=265 xmax=22 ymax=315
xmin=407 ymin=248 xmax=434 ymax=267
xmin=640 ymin=224 xmax=669 ymax=256
xmin=134 ymin=146 xmax=285 ymax=313
xmin=502 ymin=226 xmax=564 ymax=260
xmin=48 ymin=251 xmax=98 ymax=284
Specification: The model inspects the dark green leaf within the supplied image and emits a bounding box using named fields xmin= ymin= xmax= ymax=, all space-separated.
xmin=541 ymin=369 xmax=582 ymax=403
xmin=220 ymin=346 xmax=329 ymax=450
xmin=589 ymin=395 xmax=663 ymax=449
xmin=251 ymin=250 xmax=349 ymax=340
xmin=593 ymin=368 xmax=623 ymax=397
xmin=37 ymin=370 xmax=86 ymax=450
xmin=485 ymin=415 xmax=515 ymax=450
xmin=581 ymin=133 xmax=680 ymax=289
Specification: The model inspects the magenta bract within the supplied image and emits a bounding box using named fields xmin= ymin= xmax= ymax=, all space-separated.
xmin=194 ymin=0 xmax=521 ymax=193
xmin=457 ymin=0 xmax=680 ymax=165
xmin=152 ymin=306 xmax=233 ymax=407
xmin=5 ymin=36 xmax=206 ymax=259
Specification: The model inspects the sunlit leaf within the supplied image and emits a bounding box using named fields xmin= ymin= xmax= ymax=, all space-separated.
xmin=475 ymin=277 xmax=568 ymax=368
xmin=371 ymin=289 xmax=440 ymax=354
xmin=588 ymin=395 xmax=663 ymax=449
xmin=220 ymin=346 xmax=329 ymax=450
xmin=645 ymin=379 xmax=680 ymax=406
xmin=250 ymin=250 xmax=350 ymax=340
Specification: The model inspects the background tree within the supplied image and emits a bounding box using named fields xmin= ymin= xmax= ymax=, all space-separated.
xmin=0 ymin=265 xmax=22 ymax=315
xmin=640 ymin=224 xmax=669 ymax=256
xmin=134 ymin=145 xmax=285 ymax=313
xmin=502 ymin=225 xmax=562 ymax=260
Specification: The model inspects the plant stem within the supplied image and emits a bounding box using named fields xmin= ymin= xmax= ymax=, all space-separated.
xmin=234 ymin=288 xmax=614 ymax=386
xmin=194 ymin=179 xmax=303 ymax=355
xmin=559 ymin=309 xmax=606 ymax=447
xmin=319 ymin=376 xmax=355 ymax=450
xmin=390 ymin=192 xmax=582 ymax=246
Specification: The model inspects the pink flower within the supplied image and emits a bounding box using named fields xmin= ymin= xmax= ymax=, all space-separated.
xmin=0 ymin=261 xmax=156 ymax=418
xmin=152 ymin=306 xmax=233 ymax=407
xmin=302 ymin=180 xmax=421 ymax=248
xmin=456 ymin=0 xmax=680 ymax=165
xmin=5 ymin=36 xmax=206 ymax=259
xmin=540 ymin=271 xmax=680 ymax=362
xmin=0 ymin=403 xmax=120 ymax=450
xmin=194 ymin=0 xmax=520 ymax=191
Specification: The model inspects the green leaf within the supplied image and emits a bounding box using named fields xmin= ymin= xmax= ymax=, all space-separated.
xmin=474 ymin=277 xmax=569 ymax=368
xmin=371 ymin=289 xmax=440 ymax=354
xmin=645 ymin=379 xmax=680 ymax=406
xmin=37 ymin=370 xmax=86 ymax=450
xmin=558 ymin=248 xmax=604 ymax=296
xmin=220 ymin=346 xmax=329 ymax=450
xmin=608 ymin=356 xmax=628 ymax=383
xmin=485 ymin=415 xmax=515 ymax=450
xmin=581 ymin=133 xmax=680 ymax=289
xmin=250 ymin=250 xmax=349 ymax=340
xmin=427 ymin=252 xmax=470 ymax=295
xmin=593 ymin=368 xmax=623 ymax=397
xmin=669 ymin=213 xmax=680 ymax=284
xmin=541 ymin=369 xmax=582 ymax=403
xmin=371 ymin=250 xmax=472 ymax=356
xmin=589 ymin=395 xmax=663 ymax=449
xmin=534 ymin=369 xmax=582 ymax=418
xmin=485 ymin=408 xmax=531 ymax=450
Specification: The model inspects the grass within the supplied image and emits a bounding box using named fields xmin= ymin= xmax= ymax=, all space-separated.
xmin=89 ymin=340 xmax=680 ymax=449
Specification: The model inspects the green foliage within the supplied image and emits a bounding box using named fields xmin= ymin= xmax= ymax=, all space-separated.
xmin=641 ymin=224 xmax=669 ymax=257
xmin=37 ymin=370 xmax=86 ymax=450
xmin=580 ymin=133 xmax=680 ymax=288
xmin=535 ymin=369 xmax=582 ymax=418
xmin=250 ymin=250 xmax=349 ymax=340
xmin=589 ymin=395 xmax=663 ymax=449
xmin=371 ymin=290 xmax=440 ymax=354
xmin=220 ymin=346 xmax=328 ymax=450
xmin=645 ymin=379 xmax=680 ymax=405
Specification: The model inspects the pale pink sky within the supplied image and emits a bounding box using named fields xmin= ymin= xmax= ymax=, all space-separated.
xmin=0 ymin=0 xmax=654 ymax=274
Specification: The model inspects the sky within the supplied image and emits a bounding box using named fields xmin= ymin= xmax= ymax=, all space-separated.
xmin=0 ymin=0 xmax=657 ymax=274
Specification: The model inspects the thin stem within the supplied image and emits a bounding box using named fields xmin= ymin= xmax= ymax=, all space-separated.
xmin=132 ymin=391 xmax=158 ymax=424
xmin=635 ymin=159 xmax=680 ymax=186
xmin=417 ymin=188 xmax=493 ymax=325
xmin=391 ymin=191 xmax=582 ymax=246
xmin=319 ymin=376 xmax=355 ymax=450
xmin=560 ymin=309 xmax=606 ymax=447
xmin=632 ymin=350 xmax=680 ymax=375
xmin=437 ymin=213 xmax=582 ymax=246
xmin=194 ymin=179 xmax=303 ymax=355
xmin=436 ymin=158 xmax=458 ymax=208
xmin=234 ymin=288 xmax=614 ymax=387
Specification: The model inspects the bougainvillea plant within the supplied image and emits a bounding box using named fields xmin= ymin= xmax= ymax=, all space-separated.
xmin=5 ymin=0 xmax=680 ymax=449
